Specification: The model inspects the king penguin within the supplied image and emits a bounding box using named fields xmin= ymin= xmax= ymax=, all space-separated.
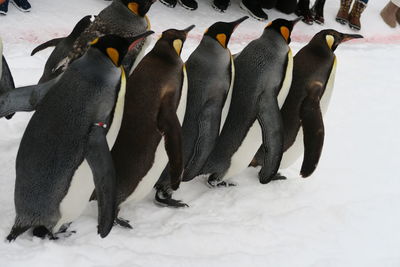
xmin=2 ymin=32 xmax=153 ymax=241
xmin=91 ymin=26 xmax=194 ymax=229
xmin=154 ymin=17 xmax=249 ymax=207
xmin=199 ymin=18 xmax=301 ymax=186
xmin=250 ymin=30 xmax=363 ymax=177
xmin=30 ymin=15 xmax=93 ymax=83
xmin=0 ymin=37 xmax=16 ymax=119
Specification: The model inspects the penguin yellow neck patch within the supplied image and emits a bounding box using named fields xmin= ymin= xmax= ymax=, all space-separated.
xmin=173 ymin=39 xmax=183 ymax=55
xmin=326 ymin=35 xmax=335 ymax=49
xmin=128 ymin=2 xmax=139 ymax=15
xmin=280 ymin=26 xmax=290 ymax=42
xmin=216 ymin=34 xmax=227 ymax=48
xmin=107 ymin=48 xmax=119 ymax=66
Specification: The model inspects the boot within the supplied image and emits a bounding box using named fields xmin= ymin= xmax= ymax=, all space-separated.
xmin=0 ymin=0 xmax=9 ymax=15
xmin=397 ymin=9 xmax=400 ymax=24
xmin=159 ymin=0 xmax=177 ymax=8
xmin=336 ymin=0 xmax=352 ymax=25
xmin=10 ymin=0 xmax=31 ymax=12
xmin=311 ymin=0 xmax=326 ymax=25
xmin=212 ymin=0 xmax=230 ymax=12
xmin=348 ymin=0 xmax=367 ymax=31
xmin=380 ymin=1 xmax=399 ymax=28
xmin=295 ymin=0 xmax=314 ymax=25
xmin=178 ymin=0 xmax=198 ymax=10
xmin=240 ymin=0 xmax=268 ymax=21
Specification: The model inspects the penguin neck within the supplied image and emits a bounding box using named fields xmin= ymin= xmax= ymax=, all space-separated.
xmin=201 ymin=35 xmax=228 ymax=51
xmin=153 ymin=41 xmax=183 ymax=64
xmin=84 ymin=48 xmax=117 ymax=72
xmin=261 ymin=29 xmax=287 ymax=45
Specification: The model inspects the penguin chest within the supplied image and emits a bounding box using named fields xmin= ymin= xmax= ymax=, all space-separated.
xmin=55 ymin=72 xmax=127 ymax=231
xmin=280 ymin=57 xmax=337 ymax=169
xmin=121 ymin=66 xmax=188 ymax=205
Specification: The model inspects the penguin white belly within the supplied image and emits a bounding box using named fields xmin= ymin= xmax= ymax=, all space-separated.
xmin=0 ymin=39 xmax=3 ymax=77
xmin=129 ymin=36 xmax=152 ymax=76
xmin=222 ymin=50 xmax=293 ymax=179
xmin=219 ymin=54 xmax=235 ymax=132
xmin=280 ymin=57 xmax=337 ymax=169
xmin=55 ymin=70 xmax=127 ymax=231
xmin=120 ymin=65 xmax=188 ymax=206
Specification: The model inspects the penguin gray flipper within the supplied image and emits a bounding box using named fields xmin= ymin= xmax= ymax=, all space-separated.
xmin=299 ymin=84 xmax=324 ymax=178
xmin=257 ymin=95 xmax=285 ymax=184
xmin=0 ymin=79 xmax=57 ymax=118
xmin=85 ymin=124 xmax=117 ymax=238
xmin=183 ymin=101 xmax=221 ymax=182
xmin=1 ymin=57 xmax=16 ymax=119
xmin=31 ymin=38 xmax=65 ymax=56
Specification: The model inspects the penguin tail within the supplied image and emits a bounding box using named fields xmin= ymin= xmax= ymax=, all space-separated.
xmin=31 ymin=37 xmax=64 ymax=56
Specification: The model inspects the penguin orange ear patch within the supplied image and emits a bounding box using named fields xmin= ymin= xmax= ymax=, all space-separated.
xmin=265 ymin=21 xmax=272 ymax=28
xmin=326 ymin=35 xmax=335 ymax=49
xmin=173 ymin=39 xmax=183 ymax=55
xmin=216 ymin=33 xmax=227 ymax=48
xmin=280 ymin=26 xmax=290 ymax=42
xmin=128 ymin=2 xmax=139 ymax=15
xmin=106 ymin=47 xmax=120 ymax=66
xmin=89 ymin=38 xmax=99 ymax=45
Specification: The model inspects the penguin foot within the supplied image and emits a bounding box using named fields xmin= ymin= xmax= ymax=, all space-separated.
xmin=271 ymin=173 xmax=287 ymax=181
xmin=154 ymin=190 xmax=189 ymax=208
xmin=115 ymin=218 xmax=133 ymax=229
xmin=54 ymin=230 xmax=76 ymax=239
xmin=207 ymin=179 xmax=237 ymax=188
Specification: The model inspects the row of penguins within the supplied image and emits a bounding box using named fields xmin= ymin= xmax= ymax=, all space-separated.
xmin=0 ymin=0 xmax=363 ymax=241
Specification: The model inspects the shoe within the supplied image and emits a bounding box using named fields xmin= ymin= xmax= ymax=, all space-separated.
xmin=0 ymin=0 xmax=9 ymax=15
xmin=240 ymin=0 xmax=268 ymax=21
xmin=311 ymin=0 xmax=326 ymax=25
xmin=11 ymin=0 xmax=31 ymax=12
xmin=348 ymin=0 xmax=367 ymax=31
xmin=159 ymin=0 xmax=177 ymax=8
xmin=336 ymin=0 xmax=352 ymax=25
xmin=295 ymin=0 xmax=314 ymax=25
xmin=212 ymin=0 xmax=230 ymax=12
xmin=380 ymin=1 xmax=399 ymax=28
xmin=178 ymin=0 xmax=198 ymax=10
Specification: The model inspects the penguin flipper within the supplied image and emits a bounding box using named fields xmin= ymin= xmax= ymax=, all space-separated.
xmin=299 ymin=87 xmax=324 ymax=178
xmin=157 ymin=95 xmax=183 ymax=191
xmin=85 ymin=125 xmax=116 ymax=238
xmin=0 ymin=78 xmax=57 ymax=118
xmin=257 ymin=96 xmax=284 ymax=184
xmin=31 ymin=38 xmax=65 ymax=56
xmin=183 ymin=102 xmax=220 ymax=182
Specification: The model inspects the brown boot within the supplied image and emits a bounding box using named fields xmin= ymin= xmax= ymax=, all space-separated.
xmin=397 ymin=9 xmax=400 ymax=24
xmin=348 ymin=0 xmax=367 ymax=31
xmin=380 ymin=2 xmax=399 ymax=28
xmin=336 ymin=0 xmax=352 ymax=25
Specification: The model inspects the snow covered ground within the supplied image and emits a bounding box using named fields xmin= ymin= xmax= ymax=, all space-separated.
xmin=1 ymin=0 xmax=400 ymax=266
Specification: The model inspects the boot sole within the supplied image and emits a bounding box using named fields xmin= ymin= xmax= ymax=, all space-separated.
xmin=336 ymin=17 xmax=348 ymax=25
xmin=349 ymin=23 xmax=360 ymax=31
xmin=239 ymin=1 xmax=267 ymax=21
xmin=11 ymin=0 xmax=31 ymax=12
xmin=178 ymin=0 xmax=197 ymax=10
xmin=159 ymin=0 xmax=177 ymax=8
xmin=0 ymin=11 xmax=7 ymax=15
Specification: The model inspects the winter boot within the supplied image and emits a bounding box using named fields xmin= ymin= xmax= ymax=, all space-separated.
xmin=397 ymin=8 xmax=400 ymax=24
xmin=348 ymin=0 xmax=367 ymax=31
xmin=11 ymin=0 xmax=31 ymax=12
xmin=311 ymin=0 xmax=326 ymax=25
xmin=0 ymin=0 xmax=9 ymax=15
xmin=240 ymin=0 xmax=268 ymax=21
xmin=160 ymin=0 xmax=177 ymax=8
xmin=178 ymin=0 xmax=198 ymax=10
xmin=336 ymin=0 xmax=352 ymax=25
xmin=212 ymin=0 xmax=230 ymax=12
xmin=380 ymin=1 xmax=399 ymax=28
xmin=295 ymin=0 xmax=314 ymax=25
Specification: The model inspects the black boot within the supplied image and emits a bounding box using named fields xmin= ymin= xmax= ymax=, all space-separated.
xmin=212 ymin=0 xmax=230 ymax=12
xmin=159 ymin=0 xmax=177 ymax=8
xmin=311 ymin=0 xmax=326 ymax=25
xmin=178 ymin=0 xmax=198 ymax=10
xmin=240 ymin=0 xmax=268 ymax=21
xmin=295 ymin=0 xmax=313 ymax=25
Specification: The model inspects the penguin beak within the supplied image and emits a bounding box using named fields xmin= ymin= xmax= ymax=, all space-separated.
xmin=128 ymin=30 xmax=154 ymax=51
xmin=292 ymin=17 xmax=303 ymax=26
xmin=231 ymin=16 xmax=249 ymax=29
xmin=182 ymin=25 xmax=196 ymax=35
xmin=340 ymin=33 xmax=364 ymax=43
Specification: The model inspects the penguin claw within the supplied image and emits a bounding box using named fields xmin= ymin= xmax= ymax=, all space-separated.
xmin=115 ymin=218 xmax=133 ymax=229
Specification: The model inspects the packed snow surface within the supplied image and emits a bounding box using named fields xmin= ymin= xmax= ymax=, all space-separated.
xmin=1 ymin=0 xmax=400 ymax=266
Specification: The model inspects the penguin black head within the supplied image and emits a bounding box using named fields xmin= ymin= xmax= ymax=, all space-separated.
xmin=89 ymin=31 xmax=154 ymax=66
xmin=204 ymin=16 xmax=248 ymax=49
xmin=120 ymin=0 xmax=156 ymax=17
xmin=264 ymin=17 xmax=301 ymax=44
xmin=313 ymin=29 xmax=363 ymax=51
xmin=159 ymin=25 xmax=195 ymax=56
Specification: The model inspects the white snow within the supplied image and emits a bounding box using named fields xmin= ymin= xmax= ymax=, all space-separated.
xmin=1 ymin=0 xmax=400 ymax=266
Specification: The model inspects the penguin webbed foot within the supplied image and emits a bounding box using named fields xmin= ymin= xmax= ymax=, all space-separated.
xmin=259 ymin=172 xmax=286 ymax=184
xmin=207 ymin=174 xmax=237 ymax=188
xmin=115 ymin=218 xmax=133 ymax=229
xmin=154 ymin=189 xmax=189 ymax=208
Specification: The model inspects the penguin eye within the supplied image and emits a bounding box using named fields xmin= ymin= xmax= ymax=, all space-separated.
xmin=173 ymin=39 xmax=183 ymax=55
xmin=280 ymin=26 xmax=290 ymax=42
xmin=325 ymin=35 xmax=335 ymax=49
xmin=216 ymin=33 xmax=227 ymax=48
xmin=106 ymin=47 xmax=120 ymax=66
xmin=128 ymin=2 xmax=139 ymax=15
